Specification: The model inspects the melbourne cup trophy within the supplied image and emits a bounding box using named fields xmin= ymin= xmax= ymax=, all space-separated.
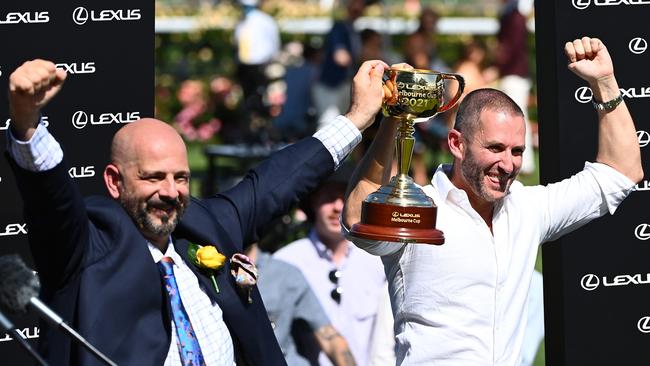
xmin=350 ymin=68 xmax=465 ymax=245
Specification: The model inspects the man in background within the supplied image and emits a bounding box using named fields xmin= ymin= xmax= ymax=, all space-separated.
xmin=275 ymin=163 xmax=386 ymax=366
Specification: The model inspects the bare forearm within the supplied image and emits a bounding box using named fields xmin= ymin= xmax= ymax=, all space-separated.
xmin=592 ymin=76 xmax=644 ymax=183
xmin=315 ymin=325 xmax=357 ymax=366
xmin=343 ymin=117 xmax=400 ymax=228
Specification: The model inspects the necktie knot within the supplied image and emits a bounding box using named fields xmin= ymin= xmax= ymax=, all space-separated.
xmin=158 ymin=256 xmax=175 ymax=277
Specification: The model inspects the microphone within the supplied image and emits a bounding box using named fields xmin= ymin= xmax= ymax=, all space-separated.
xmin=0 ymin=255 xmax=117 ymax=366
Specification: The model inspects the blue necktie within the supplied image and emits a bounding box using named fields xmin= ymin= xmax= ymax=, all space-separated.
xmin=158 ymin=257 xmax=206 ymax=366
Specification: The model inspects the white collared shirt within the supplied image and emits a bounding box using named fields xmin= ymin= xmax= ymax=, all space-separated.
xmin=347 ymin=163 xmax=634 ymax=365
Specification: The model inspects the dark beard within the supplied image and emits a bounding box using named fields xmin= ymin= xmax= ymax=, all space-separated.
xmin=119 ymin=193 xmax=188 ymax=238
xmin=461 ymin=150 xmax=516 ymax=204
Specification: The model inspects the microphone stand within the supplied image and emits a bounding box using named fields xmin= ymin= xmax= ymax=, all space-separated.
xmin=31 ymin=298 xmax=117 ymax=366
xmin=0 ymin=311 xmax=48 ymax=366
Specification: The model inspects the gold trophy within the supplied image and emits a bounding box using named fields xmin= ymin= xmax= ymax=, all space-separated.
xmin=350 ymin=68 xmax=465 ymax=245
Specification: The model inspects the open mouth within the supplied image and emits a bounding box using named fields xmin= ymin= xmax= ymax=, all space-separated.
xmin=149 ymin=205 xmax=175 ymax=217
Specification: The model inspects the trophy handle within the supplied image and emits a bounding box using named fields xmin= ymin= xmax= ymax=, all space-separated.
xmin=437 ymin=73 xmax=466 ymax=113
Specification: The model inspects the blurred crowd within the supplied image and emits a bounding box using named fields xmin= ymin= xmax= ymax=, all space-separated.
xmin=155 ymin=0 xmax=538 ymax=175
xmin=154 ymin=1 xmax=543 ymax=364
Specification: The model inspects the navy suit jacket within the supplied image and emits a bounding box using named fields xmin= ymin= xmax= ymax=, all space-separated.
xmin=9 ymin=137 xmax=335 ymax=366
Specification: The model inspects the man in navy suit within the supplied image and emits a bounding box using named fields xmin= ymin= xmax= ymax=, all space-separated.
xmin=6 ymin=58 xmax=389 ymax=365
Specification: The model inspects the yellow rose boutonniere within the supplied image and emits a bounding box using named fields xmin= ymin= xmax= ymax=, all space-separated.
xmin=188 ymin=243 xmax=226 ymax=293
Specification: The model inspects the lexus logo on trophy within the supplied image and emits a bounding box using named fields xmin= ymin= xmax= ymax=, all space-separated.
xmin=349 ymin=68 xmax=464 ymax=244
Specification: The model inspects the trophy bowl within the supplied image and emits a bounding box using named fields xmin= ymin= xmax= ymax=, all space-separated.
xmin=350 ymin=68 xmax=465 ymax=245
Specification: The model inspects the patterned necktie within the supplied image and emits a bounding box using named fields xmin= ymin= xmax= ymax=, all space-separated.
xmin=158 ymin=257 xmax=206 ymax=366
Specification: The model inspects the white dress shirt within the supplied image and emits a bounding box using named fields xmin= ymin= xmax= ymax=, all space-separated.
xmin=347 ymin=163 xmax=634 ymax=365
xmin=7 ymin=114 xmax=363 ymax=365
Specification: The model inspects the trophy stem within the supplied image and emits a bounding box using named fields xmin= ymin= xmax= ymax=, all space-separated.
xmin=396 ymin=118 xmax=416 ymax=177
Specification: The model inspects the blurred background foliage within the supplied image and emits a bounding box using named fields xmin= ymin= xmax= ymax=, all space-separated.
xmin=154 ymin=0 xmax=539 ymax=193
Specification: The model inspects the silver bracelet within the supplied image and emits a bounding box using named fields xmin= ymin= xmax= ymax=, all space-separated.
xmin=592 ymin=93 xmax=624 ymax=111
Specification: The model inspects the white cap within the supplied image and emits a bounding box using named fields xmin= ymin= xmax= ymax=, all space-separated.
xmin=239 ymin=0 xmax=259 ymax=6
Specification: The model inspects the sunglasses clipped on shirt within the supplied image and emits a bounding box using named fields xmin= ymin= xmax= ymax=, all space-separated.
xmin=329 ymin=269 xmax=343 ymax=304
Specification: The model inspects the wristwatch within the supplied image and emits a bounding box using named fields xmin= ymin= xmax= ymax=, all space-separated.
xmin=592 ymin=93 xmax=624 ymax=111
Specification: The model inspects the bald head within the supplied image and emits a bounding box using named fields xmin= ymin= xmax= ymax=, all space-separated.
xmin=104 ymin=118 xmax=191 ymax=248
xmin=111 ymin=118 xmax=187 ymax=168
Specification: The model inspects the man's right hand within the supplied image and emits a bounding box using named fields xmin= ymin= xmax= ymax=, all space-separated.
xmin=345 ymin=60 xmax=389 ymax=132
xmin=9 ymin=59 xmax=66 ymax=141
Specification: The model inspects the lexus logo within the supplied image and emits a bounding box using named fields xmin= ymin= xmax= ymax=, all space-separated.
xmin=72 ymin=7 xmax=89 ymax=25
xmin=635 ymin=224 xmax=650 ymax=240
xmin=55 ymin=62 xmax=96 ymax=74
xmin=72 ymin=111 xmax=88 ymax=129
xmin=638 ymin=316 xmax=650 ymax=333
xmin=0 ymin=12 xmax=49 ymax=24
xmin=574 ymin=87 xmax=593 ymax=103
xmin=629 ymin=37 xmax=648 ymax=54
xmin=72 ymin=7 xmax=141 ymax=26
xmin=580 ymin=274 xmax=600 ymax=291
xmin=0 ymin=223 xmax=28 ymax=237
xmin=638 ymin=131 xmax=650 ymax=147
xmin=71 ymin=110 xmax=140 ymax=129
xmin=572 ymin=0 xmax=591 ymax=9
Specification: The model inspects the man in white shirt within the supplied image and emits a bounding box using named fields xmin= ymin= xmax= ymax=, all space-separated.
xmin=343 ymin=37 xmax=643 ymax=365
xmin=233 ymin=0 xmax=280 ymax=122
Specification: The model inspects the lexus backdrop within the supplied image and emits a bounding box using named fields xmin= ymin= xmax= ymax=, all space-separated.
xmin=0 ymin=1 xmax=153 ymax=363
xmin=536 ymin=0 xmax=650 ymax=364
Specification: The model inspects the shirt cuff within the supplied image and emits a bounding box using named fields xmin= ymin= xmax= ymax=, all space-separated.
xmin=7 ymin=118 xmax=63 ymax=172
xmin=313 ymin=115 xmax=362 ymax=168
xmin=585 ymin=161 xmax=636 ymax=215
xmin=340 ymin=216 xmax=404 ymax=256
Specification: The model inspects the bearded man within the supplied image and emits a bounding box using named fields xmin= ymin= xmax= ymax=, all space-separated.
xmin=6 ymin=58 xmax=388 ymax=366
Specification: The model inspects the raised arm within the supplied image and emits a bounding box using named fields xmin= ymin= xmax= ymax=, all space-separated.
xmin=565 ymin=37 xmax=643 ymax=183
xmin=209 ymin=60 xmax=389 ymax=248
xmin=9 ymin=59 xmax=66 ymax=140
xmin=342 ymin=62 xmax=413 ymax=230
xmin=342 ymin=117 xmax=399 ymax=230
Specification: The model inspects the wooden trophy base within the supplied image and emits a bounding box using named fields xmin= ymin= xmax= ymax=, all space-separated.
xmin=350 ymin=201 xmax=444 ymax=245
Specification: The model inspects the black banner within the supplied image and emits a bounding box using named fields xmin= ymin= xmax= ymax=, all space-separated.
xmin=536 ymin=0 xmax=650 ymax=363
xmin=0 ymin=1 xmax=153 ymax=363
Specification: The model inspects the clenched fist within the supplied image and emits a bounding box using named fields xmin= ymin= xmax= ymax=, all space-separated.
xmin=9 ymin=59 xmax=66 ymax=140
